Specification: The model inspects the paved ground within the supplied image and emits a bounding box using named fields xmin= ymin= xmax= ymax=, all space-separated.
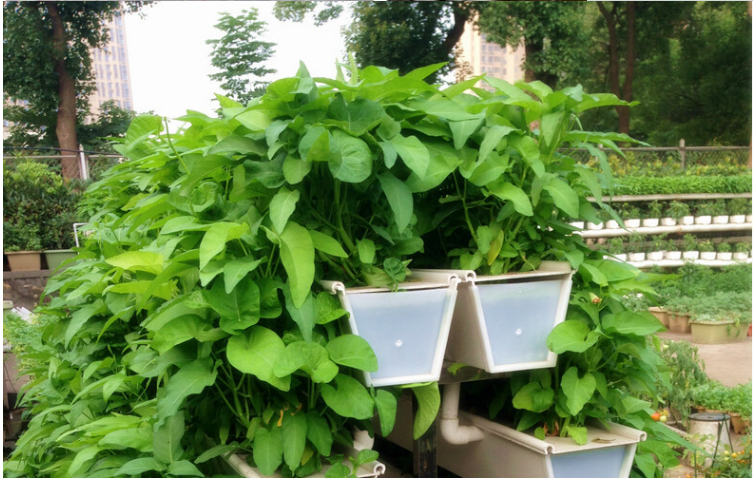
xmin=657 ymin=330 xmax=752 ymax=387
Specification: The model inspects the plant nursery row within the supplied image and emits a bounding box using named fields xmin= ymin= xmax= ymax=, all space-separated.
xmin=1 ymin=63 xmax=739 ymax=479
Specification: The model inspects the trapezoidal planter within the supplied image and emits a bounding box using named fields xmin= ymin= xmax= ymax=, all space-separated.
xmin=436 ymin=412 xmax=646 ymax=478
xmin=386 ymin=394 xmax=645 ymax=478
xmin=413 ymin=261 xmax=573 ymax=374
xmin=321 ymin=277 xmax=459 ymax=387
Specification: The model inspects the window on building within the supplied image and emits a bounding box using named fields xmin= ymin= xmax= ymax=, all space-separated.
xmin=121 ymin=65 xmax=128 ymax=79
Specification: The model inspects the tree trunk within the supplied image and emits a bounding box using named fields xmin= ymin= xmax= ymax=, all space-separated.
xmin=47 ymin=1 xmax=79 ymax=178
xmin=598 ymin=1 xmax=634 ymax=136
xmin=524 ymin=41 xmax=558 ymax=89
xmin=618 ymin=2 xmax=636 ymax=135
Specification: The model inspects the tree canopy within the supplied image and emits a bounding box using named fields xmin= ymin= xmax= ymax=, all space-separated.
xmin=206 ymin=8 xmax=276 ymax=106
xmin=3 ymin=1 xmax=149 ymax=175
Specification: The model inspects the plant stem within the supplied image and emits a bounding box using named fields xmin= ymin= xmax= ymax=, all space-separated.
xmin=334 ymin=180 xmax=356 ymax=253
xmin=163 ymin=118 xmax=190 ymax=174
xmin=453 ymin=172 xmax=477 ymax=242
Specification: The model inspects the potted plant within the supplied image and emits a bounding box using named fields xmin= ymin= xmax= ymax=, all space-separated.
xmin=728 ymin=198 xmax=748 ymax=224
xmin=622 ymin=205 xmax=642 ymax=229
xmin=647 ymin=234 xmax=666 ymax=261
xmin=698 ymin=240 xmax=716 ymax=260
xmin=569 ymin=219 xmax=585 ymax=230
xmin=682 ymin=234 xmax=700 ymax=260
xmin=688 ymin=292 xmax=752 ymax=344
xmin=3 ymin=220 xmax=42 ymax=271
xmin=733 ymin=242 xmax=750 ymax=261
xmin=711 ymin=199 xmax=729 ymax=224
xmin=627 ymin=233 xmax=646 ymax=262
xmin=42 ymin=216 xmax=79 ymax=271
xmin=716 ymin=241 xmax=732 ymax=261
xmin=664 ymin=238 xmax=682 ymax=261
xmin=607 ymin=237 xmax=627 ymax=261
xmin=663 ymin=201 xmax=690 ymax=226
xmin=694 ymin=203 xmax=713 ymax=225
xmin=664 ymin=297 xmax=692 ymax=333
xmin=746 ymin=199 xmax=753 ymax=223
xmin=642 ymin=201 xmax=662 ymax=227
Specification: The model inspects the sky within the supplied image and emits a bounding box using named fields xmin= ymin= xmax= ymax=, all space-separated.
xmin=124 ymin=1 xmax=352 ymax=120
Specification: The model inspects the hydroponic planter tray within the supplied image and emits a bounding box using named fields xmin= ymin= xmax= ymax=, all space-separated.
xmin=225 ymin=450 xmax=385 ymax=478
xmin=412 ymin=262 xmax=573 ymax=374
xmin=385 ymin=397 xmax=646 ymax=478
xmin=321 ymin=278 xmax=459 ymax=388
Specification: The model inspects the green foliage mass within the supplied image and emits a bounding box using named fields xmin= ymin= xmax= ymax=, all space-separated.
xmin=3 ymin=161 xmax=82 ymax=250
xmin=612 ymin=175 xmax=753 ymax=196
xmin=6 ymin=62 xmax=685 ymax=478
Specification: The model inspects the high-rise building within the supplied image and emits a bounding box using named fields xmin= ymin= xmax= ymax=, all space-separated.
xmin=456 ymin=22 xmax=525 ymax=87
xmin=88 ymin=14 xmax=134 ymax=117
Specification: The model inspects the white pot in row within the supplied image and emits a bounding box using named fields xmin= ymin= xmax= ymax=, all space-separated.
xmin=572 ymin=214 xmax=751 ymax=230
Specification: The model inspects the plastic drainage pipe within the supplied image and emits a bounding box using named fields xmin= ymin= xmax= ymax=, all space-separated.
xmin=440 ymin=383 xmax=485 ymax=445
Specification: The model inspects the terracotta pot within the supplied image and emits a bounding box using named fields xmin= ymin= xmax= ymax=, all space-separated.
xmin=668 ymin=313 xmax=691 ymax=334
xmin=730 ymin=413 xmax=751 ymax=434
xmin=5 ymin=250 xmax=41 ymax=271
xmin=648 ymin=307 xmax=669 ymax=327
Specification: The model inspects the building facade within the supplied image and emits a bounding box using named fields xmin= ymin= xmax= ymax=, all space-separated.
xmin=88 ymin=14 xmax=134 ymax=117
xmin=456 ymin=22 xmax=526 ymax=87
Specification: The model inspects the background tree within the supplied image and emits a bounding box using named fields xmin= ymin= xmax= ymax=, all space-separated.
xmin=275 ymin=1 xmax=475 ymax=84
xmin=475 ymin=1 xmax=587 ymax=89
xmin=3 ymin=1 xmax=149 ymax=177
xmin=206 ymin=8 xmax=276 ymax=106
xmin=630 ymin=2 xmax=751 ymax=145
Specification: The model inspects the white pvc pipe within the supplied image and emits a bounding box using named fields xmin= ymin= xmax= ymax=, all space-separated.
xmin=440 ymin=383 xmax=485 ymax=445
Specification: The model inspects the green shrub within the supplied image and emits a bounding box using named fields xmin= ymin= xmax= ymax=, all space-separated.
xmin=613 ymin=175 xmax=753 ymax=195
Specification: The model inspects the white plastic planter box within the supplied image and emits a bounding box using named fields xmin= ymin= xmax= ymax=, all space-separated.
xmin=641 ymin=218 xmax=659 ymax=227
xmin=321 ymin=278 xmax=458 ymax=387
xmin=712 ymin=215 xmax=729 ymax=224
xmin=700 ymin=251 xmax=717 ymax=260
xmin=586 ymin=222 xmax=603 ymax=230
xmin=386 ymin=396 xmax=646 ymax=478
xmin=646 ymin=251 xmax=664 ymax=261
xmin=746 ymin=214 xmax=753 ymax=223
xmin=695 ymin=215 xmax=712 ymax=225
xmin=665 ymin=251 xmax=682 ymax=260
xmin=683 ymin=251 xmax=700 ymax=260
xmin=569 ymin=221 xmax=585 ymax=230
xmin=730 ymin=214 xmax=746 ymax=224
xmin=613 ymin=253 xmax=628 ymax=262
xmin=623 ymin=219 xmax=641 ymax=228
xmin=716 ymin=252 xmax=733 ymax=261
xmin=438 ymin=413 xmax=646 ymax=478
xmin=605 ymin=220 xmax=620 ymax=229
xmin=733 ymin=252 xmax=749 ymax=261
xmin=413 ymin=262 xmax=573 ymax=374
xmin=680 ymin=216 xmax=695 ymax=225
xmin=660 ymin=217 xmax=677 ymax=226
xmin=628 ymin=252 xmax=646 ymax=262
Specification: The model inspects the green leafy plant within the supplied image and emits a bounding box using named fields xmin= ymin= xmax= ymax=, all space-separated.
xmin=652 ymin=234 xmax=667 ymax=251
xmin=608 ymin=237 xmax=625 ymax=255
xmin=3 ymin=160 xmax=82 ymax=250
xmin=729 ymin=197 xmax=750 ymax=216
xmin=613 ymin=175 xmax=752 ymax=196
xmin=683 ymin=234 xmax=698 ymax=251
xmin=736 ymin=242 xmax=751 ymax=253
xmin=698 ymin=240 xmax=714 ymax=253
xmin=695 ymin=202 xmax=714 ymax=216
xmin=665 ymin=201 xmax=690 ymax=219
xmin=3 ymin=220 xmax=42 ymax=251
xmin=718 ymin=241 xmax=731 ymax=253
xmin=665 ymin=238 xmax=680 ymax=252
xmin=623 ymin=205 xmax=641 ymax=219
xmin=656 ymin=339 xmax=708 ymax=424
xmin=647 ymin=200 xmax=663 ymax=218
xmin=711 ymin=198 xmax=728 ymax=217
xmin=628 ymin=233 xmax=644 ymax=253
xmin=4 ymin=62 xmax=688 ymax=479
